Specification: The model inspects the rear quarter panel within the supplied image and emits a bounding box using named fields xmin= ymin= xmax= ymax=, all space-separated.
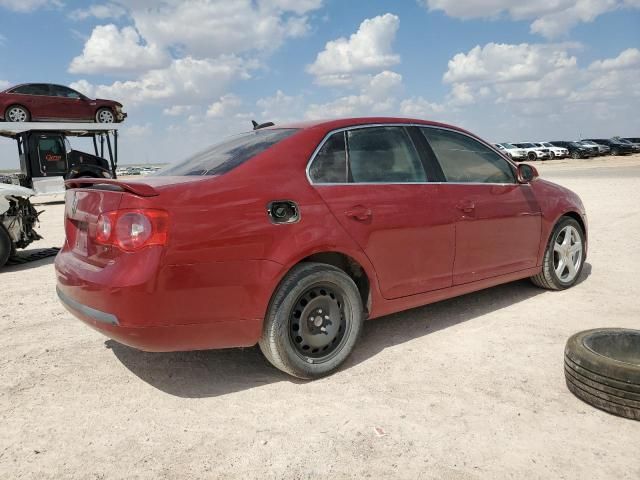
xmin=139 ymin=127 xmax=382 ymax=322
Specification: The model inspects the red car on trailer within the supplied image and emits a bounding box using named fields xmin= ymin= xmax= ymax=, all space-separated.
xmin=55 ymin=117 xmax=588 ymax=379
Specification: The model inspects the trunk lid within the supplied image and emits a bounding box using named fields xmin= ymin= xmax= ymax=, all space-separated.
xmin=64 ymin=188 xmax=124 ymax=265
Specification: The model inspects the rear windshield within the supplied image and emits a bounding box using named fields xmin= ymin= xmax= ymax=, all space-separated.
xmin=157 ymin=128 xmax=297 ymax=176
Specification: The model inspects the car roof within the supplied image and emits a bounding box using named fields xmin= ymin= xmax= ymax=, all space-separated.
xmin=1 ymin=82 xmax=79 ymax=93
xmin=272 ymin=117 xmax=471 ymax=136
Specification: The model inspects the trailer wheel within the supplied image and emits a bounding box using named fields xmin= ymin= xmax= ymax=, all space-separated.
xmin=0 ymin=225 xmax=12 ymax=268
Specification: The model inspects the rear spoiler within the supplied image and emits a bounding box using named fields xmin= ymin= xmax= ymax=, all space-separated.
xmin=65 ymin=178 xmax=159 ymax=197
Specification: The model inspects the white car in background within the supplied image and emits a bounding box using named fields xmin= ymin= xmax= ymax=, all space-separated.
xmin=495 ymin=143 xmax=527 ymax=161
xmin=535 ymin=142 xmax=569 ymax=159
xmin=512 ymin=142 xmax=551 ymax=161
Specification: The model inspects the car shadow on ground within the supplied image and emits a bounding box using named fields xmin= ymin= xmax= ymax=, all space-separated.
xmin=108 ymin=263 xmax=592 ymax=398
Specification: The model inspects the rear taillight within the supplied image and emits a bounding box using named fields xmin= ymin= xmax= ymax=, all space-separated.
xmin=94 ymin=209 xmax=168 ymax=252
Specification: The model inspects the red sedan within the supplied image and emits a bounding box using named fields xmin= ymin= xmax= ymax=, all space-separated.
xmin=0 ymin=83 xmax=126 ymax=123
xmin=55 ymin=117 xmax=587 ymax=379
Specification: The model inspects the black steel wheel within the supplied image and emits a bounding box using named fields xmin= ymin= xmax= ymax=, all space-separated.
xmin=260 ymin=262 xmax=364 ymax=379
xmin=289 ymin=284 xmax=348 ymax=361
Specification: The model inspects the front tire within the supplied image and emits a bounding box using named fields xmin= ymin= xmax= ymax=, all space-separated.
xmin=531 ymin=217 xmax=585 ymax=290
xmin=5 ymin=105 xmax=30 ymax=122
xmin=527 ymin=152 xmax=537 ymax=162
xmin=571 ymin=151 xmax=581 ymax=159
xmin=95 ymin=108 xmax=115 ymax=123
xmin=0 ymin=225 xmax=13 ymax=268
xmin=259 ymin=262 xmax=364 ymax=379
xmin=611 ymin=148 xmax=620 ymax=156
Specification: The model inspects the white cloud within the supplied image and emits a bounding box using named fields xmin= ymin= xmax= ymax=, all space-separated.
xmin=0 ymin=79 xmax=9 ymax=90
xmin=69 ymin=3 xmax=127 ymax=21
xmin=588 ymin=47 xmax=640 ymax=70
xmin=69 ymin=25 xmax=169 ymax=75
xmin=129 ymin=0 xmax=320 ymax=59
xmin=162 ymin=105 xmax=194 ymax=116
xmin=444 ymin=42 xmax=578 ymax=85
xmin=125 ymin=123 xmax=152 ymax=137
xmin=206 ymin=94 xmax=242 ymax=118
xmin=400 ymin=97 xmax=445 ymax=117
xmin=306 ymin=70 xmax=403 ymax=119
xmin=70 ymin=55 xmax=253 ymax=106
xmin=433 ymin=43 xmax=640 ymax=140
xmin=257 ymin=90 xmax=304 ymax=122
xmin=307 ymin=13 xmax=400 ymax=86
xmin=419 ymin=0 xmax=640 ymax=39
xmin=0 ymin=0 xmax=60 ymax=12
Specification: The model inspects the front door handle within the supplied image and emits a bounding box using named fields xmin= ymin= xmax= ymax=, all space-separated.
xmin=456 ymin=200 xmax=475 ymax=214
xmin=345 ymin=206 xmax=372 ymax=221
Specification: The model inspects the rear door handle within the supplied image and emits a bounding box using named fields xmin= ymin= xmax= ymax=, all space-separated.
xmin=345 ymin=206 xmax=372 ymax=221
xmin=456 ymin=200 xmax=475 ymax=214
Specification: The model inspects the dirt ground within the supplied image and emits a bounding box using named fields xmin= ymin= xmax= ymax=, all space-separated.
xmin=1 ymin=155 xmax=640 ymax=479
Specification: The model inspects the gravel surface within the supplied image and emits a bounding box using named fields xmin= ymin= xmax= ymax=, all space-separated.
xmin=1 ymin=155 xmax=640 ymax=479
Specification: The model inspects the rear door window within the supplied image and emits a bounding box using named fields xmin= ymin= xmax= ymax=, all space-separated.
xmin=347 ymin=126 xmax=426 ymax=183
xmin=421 ymin=127 xmax=515 ymax=184
xmin=309 ymin=131 xmax=347 ymax=183
xmin=11 ymin=84 xmax=51 ymax=96
xmin=158 ymin=129 xmax=298 ymax=176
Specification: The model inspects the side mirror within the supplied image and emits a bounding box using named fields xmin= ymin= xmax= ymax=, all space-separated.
xmin=517 ymin=163 xmax=539 ymax=184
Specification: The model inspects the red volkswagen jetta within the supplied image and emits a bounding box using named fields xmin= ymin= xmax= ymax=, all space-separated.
xmin=55 ymin=118 xmax=587 ymax=379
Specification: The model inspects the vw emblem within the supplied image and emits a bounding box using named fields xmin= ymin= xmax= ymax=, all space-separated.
xmin=71 ymin=193 xmax=79 ymax=215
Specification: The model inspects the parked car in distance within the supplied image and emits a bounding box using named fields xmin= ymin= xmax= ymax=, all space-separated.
xmin=512 ymin=143 xmax=551 ymax=161
xmin=495 ymin=143 xmax=527 ymax=161
xmin=580 ymin=140 xmax=610 ymax=155
xmin=0 ymin=83 xmax=126 ymax=123
xmin=534 ymin=142 xmax=569 ymax=159
xmin=623 ymin=137 xmax=640 ymax=144
xmin=614 ymin=138 xmax=640 ymax=153
xmin=576 ymin=141 xmax=600 ymax=157
xmin=582 ymin=139 xmax=634 ymax=156
xmin=55 ymin=117 xmax=588 ymax=379
xmin=549 ymin=141 xmax=595 ymax=159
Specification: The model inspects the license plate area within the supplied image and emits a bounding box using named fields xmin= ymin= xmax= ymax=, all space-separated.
xmin=73 ymin=222 xmax=89 ymax=256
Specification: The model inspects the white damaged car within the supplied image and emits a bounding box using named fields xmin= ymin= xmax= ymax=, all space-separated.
xmin=0 ymin=183 xmax=41 ymax=267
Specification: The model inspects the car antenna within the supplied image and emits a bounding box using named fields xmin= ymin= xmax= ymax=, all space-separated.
xmin=252 ymin=120 xmax=275 ymax=130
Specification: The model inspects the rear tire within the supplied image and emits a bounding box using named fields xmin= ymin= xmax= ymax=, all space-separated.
xmin=5 ymin=105 xmax=30 ymax=122
xmin=0 ymin=225 xmax=12 ymax=268
xmin=259 ymin=262 xmax=364 ymax=379
xmin=531 ymin=216 xmax=585 ymax=290
xmin=549 ymin=152 xmax=555 ymax=160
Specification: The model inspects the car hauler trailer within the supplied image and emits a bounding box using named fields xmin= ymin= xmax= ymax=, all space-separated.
xmin=0 ymin=122 xmax=119 ymax=195
xmin=0 ymin=123 xmax=119 ymax=267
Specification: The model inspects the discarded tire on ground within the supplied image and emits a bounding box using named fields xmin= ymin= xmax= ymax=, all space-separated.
xmin=565 ymin=329 xmax=640 ymax=420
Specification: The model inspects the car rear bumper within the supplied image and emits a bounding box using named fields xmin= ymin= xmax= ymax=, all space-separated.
xmin=57 ymin=286 xmax=261 ymax=352
xmin=55 ymin=248 xmax=282 ymax=351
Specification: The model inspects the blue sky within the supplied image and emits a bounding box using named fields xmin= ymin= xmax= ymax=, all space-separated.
xmin=0 ymin=0 xmax=639 ymax=167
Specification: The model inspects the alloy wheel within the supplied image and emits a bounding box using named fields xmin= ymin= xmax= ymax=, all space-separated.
xmin=97 ymin=109 xmax=115 ymax=123
xmin=553 ymin=225 xmax=582 ymax=283
xmin=7 ymin=106 xmax=28 ymax=122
